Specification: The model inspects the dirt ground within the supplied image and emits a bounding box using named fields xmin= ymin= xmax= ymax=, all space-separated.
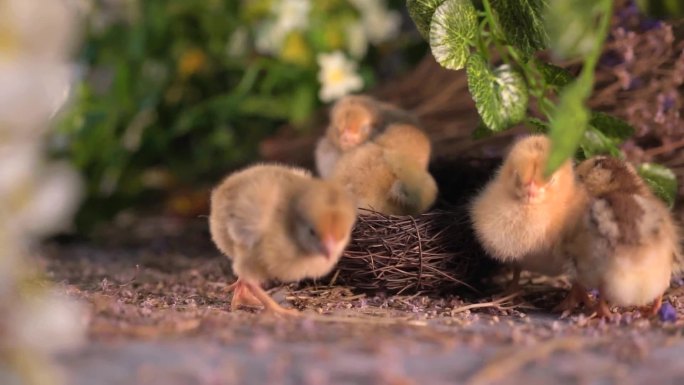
xmin=41 ymin=216 xmax=684 ymax=385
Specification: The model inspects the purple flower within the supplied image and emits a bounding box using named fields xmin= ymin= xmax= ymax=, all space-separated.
xmin=659 ymin=302 xmax=677 ymax=322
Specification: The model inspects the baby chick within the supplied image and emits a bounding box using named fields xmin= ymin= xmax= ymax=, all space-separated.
xmin=209 ymin=164 xmax=357 ymax=316
xmin=561 ymin=156 xmax=680 ymax=317
xmin=470 ymin=135 xmax=588 ymax=289
xmin=331 ymin=123 xmax=437 ymax=215
xmin=315 ymin=95 xmax=417 ymax=178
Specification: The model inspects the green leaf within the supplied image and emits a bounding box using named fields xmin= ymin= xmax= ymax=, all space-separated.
xmin=638 ymin=162 xmax=678 ymax=208
xmin=407 ymin=0 xmax=446 ymax=40
xmin=578 ymin=126 xmax=622 ymax=159
xmin=490 ymin=0 xmax=549 ymax=57
xmin=546 ymin=80 xmax=590 ymax=174
xmin=472 ymin=120 xmax=495 ymax=139
xmin=545 ymin=0 xmax=603 ymax=59
xmin=527 ymin=117 xmax=549 ymax=133
xmin=466 ymin=53 xmax=529 ymax=131
xmin=534 ymin=60 xmax=573 ymax=89
xmin=588 ymin=111 xmax=635 ymax=142
xmin=636 ymin=0 xmax=684 ymax=19
xmin=429 ymin=0 xmax=478 ymax=70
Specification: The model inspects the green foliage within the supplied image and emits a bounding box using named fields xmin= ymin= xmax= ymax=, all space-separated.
xmin=466 ymin=54 xmax=528 ymax=131
xmin=545 ymin=0 xmax=604 ymax=59
xmin=405 ymin=0 xmax=678 ymax=206
xmin=547 ymin=80 xmax=590 ymax=173
xmin=638 ymin=163 xmax=678 ymax=208
xmin=429 ymin=0 xmax=477 ymax=70
xmin=60 ymin=0 xmax=421 ymax=229
xmin=534 ymin=60 xmax=573 ymax=89
xmin=407 ymin=0 xmax=446 ymax=38
xmin=490 ymin=0 xmax=548 ymax=57
xmin=636 ymin=0 xmax=684 ymax=19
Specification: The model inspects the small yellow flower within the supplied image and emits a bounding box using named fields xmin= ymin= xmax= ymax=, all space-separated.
xmin=178 ymin=48 xmax=207 ymax=78
xmin=280 ymin=32 xmax=312 ymax=66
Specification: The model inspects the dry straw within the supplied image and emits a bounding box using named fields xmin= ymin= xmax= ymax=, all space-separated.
xmin=334 ymin=207 xmax=494 ymax=295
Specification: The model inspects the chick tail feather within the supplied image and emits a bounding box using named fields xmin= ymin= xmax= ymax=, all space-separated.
xmin=385 ymin=152 xmax=437 ymax=215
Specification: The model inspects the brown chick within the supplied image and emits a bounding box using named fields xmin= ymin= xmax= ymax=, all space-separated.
xmin=315 ymin=95 xmax=417 ymax=178
xmin=209 ymin=164 xmax=357 ymax=316
xmin=560 ymin=156 xmax=680 ymax=318
xmin=470 ymin=135 xmax=588 ymax=290
xmin=330 ymin=123 xmax=437 ymax=215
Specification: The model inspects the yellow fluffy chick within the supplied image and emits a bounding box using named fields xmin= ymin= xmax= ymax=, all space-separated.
xmin=209 ymin=164 xmax=357 ymax=316
xmin=561 ymin=156 xmax=680 ymax=317
xmin=331 ymin=123 xmax=437 ymax=215
xmin=470 ymin=135 xmax=587 ymax=289
xmin=315 ymin=95 xmax=417 ymax=178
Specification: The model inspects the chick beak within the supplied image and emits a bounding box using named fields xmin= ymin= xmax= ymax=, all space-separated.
xmin=321 ymin=236 xmax=338 ymax=260
xmin=524 ymin=181 xmax=541 ymax=202
xmin=340 ymin=130 xmax=359 ymax=149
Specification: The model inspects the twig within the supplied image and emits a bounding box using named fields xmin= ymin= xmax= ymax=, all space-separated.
xmin=465 ymin=337 xmax=600 ymax=385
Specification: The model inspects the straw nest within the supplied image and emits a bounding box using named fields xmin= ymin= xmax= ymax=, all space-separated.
xmin=333 ymin=207 xmax=495 ymax=295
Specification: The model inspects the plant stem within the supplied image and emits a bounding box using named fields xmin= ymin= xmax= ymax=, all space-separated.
xmin=480 ymin=0 xmax=512 ymax=67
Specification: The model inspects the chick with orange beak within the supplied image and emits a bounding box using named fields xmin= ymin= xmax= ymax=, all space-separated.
xmin=470 ymin=135 xmax=588 ymax=289
xmin=209 ymin=164 xmax=357 ymax=316
xmin=315 ymin=95 xmax=417 ymax=178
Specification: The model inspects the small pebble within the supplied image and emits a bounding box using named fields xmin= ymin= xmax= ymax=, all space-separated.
xmin=658 ymin=301 xmax=677 ymax=323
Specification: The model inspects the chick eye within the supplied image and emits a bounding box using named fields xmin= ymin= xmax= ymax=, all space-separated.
xmin=308 ymin=227 xmax=317 ymax=238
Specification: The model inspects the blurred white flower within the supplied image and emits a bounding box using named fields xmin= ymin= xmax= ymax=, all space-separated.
xmin=346 ymin=21 xmax=368 ymax=59
xmin=0 ymin=144 xmax=83 ymax=238
xmin=273 ymin=0 xmax=311 ymax=33
xmin=227 ymin=27 xmax=249 ymax=58
xmin=9 ymin=290 xmax=87 ymax=353
xmin=255 ymin=0 xmax=311 ymax=57
xmin=255 ymin=21 xmax=282 ymax=55
xmin=349 ymin=0 xmax=401 ymax=45
xmin=0 ymin=0 xmax=77 ymax=61
xmin=0 ymin=61 xmax=73 ymax=132
xmin=317 ymin=51 xmax=363 ymax=102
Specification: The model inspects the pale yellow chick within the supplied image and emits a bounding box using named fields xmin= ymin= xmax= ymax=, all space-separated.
xmin=470 ymin=135 xmax=588 ymax=288
xmin=315 ymin=95 xmax=417 ymax=178
xmin=331 ymin=123 xmax=437 ymax=216
xmin=561 ymin=156 xmax=680 ymax=317
xmin=209 ymin=164 xmax=357 ymax=316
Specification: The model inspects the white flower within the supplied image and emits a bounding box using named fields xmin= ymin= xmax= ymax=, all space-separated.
xmin=317 ymin=51 xmax=363 ymax=102
xmin=255 ymin=21 xmax=283 ymax=55
xmin=0 ymin=0 xmax=77 ymax=61
xmin=255 ymin=0 xmax=311 ymax=56
xmin=0 ymin=144 xmax=83 ymax=237
xmin=273 ymin=0 xmax=311 ymax=33
xmin=346 ymin=21 xmax=368 ymax=59
xmin=9 ymin=290 xmax=87 ymax=353
xmin=349 ymin=0 xmax=401 ymax=45
xmin=227 ymin=27 xmax=248 ymax=58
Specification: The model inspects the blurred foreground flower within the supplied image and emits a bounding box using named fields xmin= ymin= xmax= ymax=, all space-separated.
xmin=0 ymin=0 xmax=86 ymax=384
xmin=349 ymin=0 xmax=401 ymax=45
xmin=317 ymin=51 xmax=363 ymax=102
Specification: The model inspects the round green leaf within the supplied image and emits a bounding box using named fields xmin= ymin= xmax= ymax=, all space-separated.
xmin=534 ymin=60 xmax=573 ymax=89
xmin=466 ymin=53 xmax=529 ymax=131
xmin=638 ymin=163 xmax=678 ymax=208
xmin=429 ymin=0 xmax=477 ymax=70
xmin=578 ymin=126 xmax=622 ymax=159
xmin=490 ymin=0 xmax=549 ymax=57
xmin=407 ymin=0 xmax=446 ymax=40
xmin=588 ymin=111 xmax=635 ymax=142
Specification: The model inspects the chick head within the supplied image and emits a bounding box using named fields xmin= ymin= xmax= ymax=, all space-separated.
xmin=575 ymin=156 xmax=645 ymax=197
xmin=292 ymin=180 xmax=357 ymax=261
xmin=330 ymin=96 xmax=379 ymax=150
xmin=500 ymin=135 xmax=572 ymax=205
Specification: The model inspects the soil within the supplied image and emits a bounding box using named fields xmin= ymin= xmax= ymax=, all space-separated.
xmin=41 ymin=215 xmax=684 ymax=385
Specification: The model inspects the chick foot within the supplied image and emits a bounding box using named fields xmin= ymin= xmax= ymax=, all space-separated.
xmin=554 ymin=283 xmax=591 ymax=313
xmin=594 ymin=297 xmax=613 ymax=319
xmin=640 ymin=295 xmax=663 ymax=318
xmin=227 ymin=279 xmax=262 ymax=310
xmin=244 ymin=281 xmax=299 ymax=317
